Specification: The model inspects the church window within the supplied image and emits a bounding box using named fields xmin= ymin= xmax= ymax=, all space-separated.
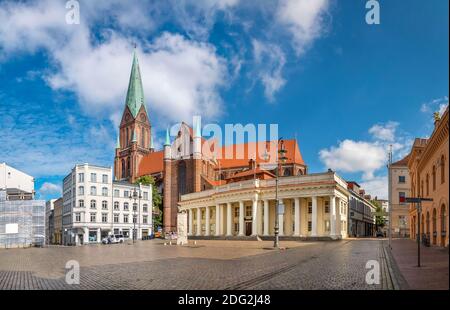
xmin=178 ymin=161 xmax=187 ymax=196
xmin=126 ymin=128 xmax=129 ymax=146
xmin=127 ymin=158 xmax=131 ymax=177
xmin=121 ymin=159 xmax=126 ymax=178
xmin=441 ymin=155 xmax=446 ymax=184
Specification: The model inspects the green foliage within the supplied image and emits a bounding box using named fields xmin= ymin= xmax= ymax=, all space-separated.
xmin=135 ymin=175 xmax=163 ymax=230
xmin=371 ymin=200 xmax=386 ymax=227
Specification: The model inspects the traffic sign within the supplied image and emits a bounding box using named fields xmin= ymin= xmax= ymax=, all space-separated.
xmin=405 ymin=197 xmax=433 ymax=203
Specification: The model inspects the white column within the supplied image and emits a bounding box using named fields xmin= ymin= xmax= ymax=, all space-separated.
xmin=251 ymin=196 xmax=258 ymax=236
xmin=239 ymin=201 xmax=245 ymax=236
xmin=215 ymin=204 xmax=220 ymax=236
xmin=294 ymin=198 xmax=300 ymax=236
xmin=330 ymin=196 xmax=336 ymax=238
xmin=279 ymin=209 xmax=284 ymax=236
xmin=263 ymin=200 xmax=269 ymax=236
xmin=196 ymin=208 xmax=201 ymax=236
xmin=205 ymin=206 xmax=210 ymax=236
xmin=312 ymin=196 xmax=318 ymax=236
xmin=188 ymin=208 xmax=193 ymax=236
xmin=97 ymin=228 xmax=101 ymax=243
xmin=226 ymin=202 xmax=232 ymax=236
xmin=220 ymin=204 xmax=225 ymax=235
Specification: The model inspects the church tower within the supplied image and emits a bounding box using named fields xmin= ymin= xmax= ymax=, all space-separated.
xmin=114 ymin=50 xmax=152 ymax=182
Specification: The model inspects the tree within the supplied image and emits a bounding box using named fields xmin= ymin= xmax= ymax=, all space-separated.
xmin=371 ymin=200 xmax=386 ymax=228
xmin=135 ymin=175 xmax=162 ymax=231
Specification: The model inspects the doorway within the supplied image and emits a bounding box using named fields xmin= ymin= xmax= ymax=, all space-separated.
xmin=245 ymin=221 xmax=252 ymax=236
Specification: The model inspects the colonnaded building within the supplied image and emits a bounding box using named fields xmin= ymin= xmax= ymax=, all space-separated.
xmin=114 ymin=51 xmax=353 ymax=239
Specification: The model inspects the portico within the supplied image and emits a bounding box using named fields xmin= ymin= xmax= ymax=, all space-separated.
xmin=178 ymin=172 xmax=349 ymax=240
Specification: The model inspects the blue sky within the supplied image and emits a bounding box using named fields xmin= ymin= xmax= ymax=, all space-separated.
xmin=0 ymin=0 xmax=448 ymax=200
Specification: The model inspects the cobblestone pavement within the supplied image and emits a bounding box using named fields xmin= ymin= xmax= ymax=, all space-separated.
xmin=0 ymin=239 xmax=391 ymax=290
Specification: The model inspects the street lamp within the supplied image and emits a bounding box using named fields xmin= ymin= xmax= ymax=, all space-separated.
xmin=263 ymin=138 xmax=288 ymax=248
xmin=129 ymin=184 xmax=142 ymax=244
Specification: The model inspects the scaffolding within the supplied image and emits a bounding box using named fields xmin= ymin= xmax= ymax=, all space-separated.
xmin=0 ymin=190 xmax=46 ymax=248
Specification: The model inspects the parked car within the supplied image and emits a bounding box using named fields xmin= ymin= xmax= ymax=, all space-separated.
xmin=376 ymin=231 xmax=384 ymax=238
xmin=101 ymin=234 xmax=125 ymax=244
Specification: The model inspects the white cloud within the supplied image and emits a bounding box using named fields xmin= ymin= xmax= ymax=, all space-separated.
xmin=360 ymin=176 xmax=388 ymax=200
xmin=276 ymin=0 xmax=330 ymax=55
xmin=420 ymin=96 xmax=449 ymax=115
xmin=368 ymin=121 xmax=399 ymax=142
xmin=39 ymin=182 xmax=62 ymax=196
xmin=319 ymin=140 xmax=387 ymax=180
xmin=0 ymin=1 xmax=228 ymax=125
xmin=252 ymin=39 xmax=286 ymax=101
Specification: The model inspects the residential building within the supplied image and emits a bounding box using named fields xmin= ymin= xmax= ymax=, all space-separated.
xmin=53 ymin=197 xmax=63 ymax=245
xmin=0 ymin=163 xmax=34 ymax=194
xmin=178 ymin=171 xmax=349 ymax=240
xmin=62 ymin=163 xmax=152 ymax=245
xmin=0 ymin=165 xmax=45 ymax=248
xmin=389 ymin=155 xmax=411 ymax=237
xmin=408 ymin=107 xmax=449 ymax=247
xmin=347 ymin=182 xmax=376 ymax=237
xmin=45 ymin=199 xmax=56 ymax=244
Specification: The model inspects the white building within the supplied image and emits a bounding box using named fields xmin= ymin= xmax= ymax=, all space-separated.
xmin=0 ymin=163 xmax=34 ymax=194
xmin=45 ymin=199 xmax=56 ymax=245
xmin=62 ymin=164 xmax=153 ymax=245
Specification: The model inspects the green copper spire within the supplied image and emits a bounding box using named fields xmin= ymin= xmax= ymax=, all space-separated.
xmin=116 ymin=135 xmax=121 ymax=149
xmin=132 ymin=130 xmax=137 ymax=143
xmin=164 ymin=128 xmax=171 ymax=146
xmin=125 ymin=50 xmax=147 ymax=118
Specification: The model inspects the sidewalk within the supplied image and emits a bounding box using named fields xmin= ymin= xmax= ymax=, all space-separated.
xmin=388 ymin=238 xmax=449 ymax=290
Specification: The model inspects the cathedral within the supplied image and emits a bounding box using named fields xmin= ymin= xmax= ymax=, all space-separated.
xmin=114 ymin=51 xmax=308 ymax=233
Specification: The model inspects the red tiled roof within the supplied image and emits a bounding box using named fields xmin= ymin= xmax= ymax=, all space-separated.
xmin=215 ymin=139 xmax=305 ymax=169
xmin=391 ymin=154 xmax=410 ymax=167
xmin=138 ymin=150 xmax=164 ymax=176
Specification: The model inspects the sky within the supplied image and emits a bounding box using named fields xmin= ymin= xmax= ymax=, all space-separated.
xmin=0 ymin=0 xmax=448 ymax=201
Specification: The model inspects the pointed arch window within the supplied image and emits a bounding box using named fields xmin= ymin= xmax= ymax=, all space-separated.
xmin=126 ymin=128 xmax=129 ymax=147
xmin=121 ymin=159 xmax=126 ymax=178
xmin=441 ymin=155 xmax=445 ymax=184
xmin=426 ymin=174 xmax=429 ymax=196
xmin=141 ymin=126 xmax=145 ymax=147
xmin=432 ymin=165 xmax=436 ymax=191
xmin=127 ymin=157 xmax=131 ymax=177
xmin=178 ymin=161 xmax=187 ymax=196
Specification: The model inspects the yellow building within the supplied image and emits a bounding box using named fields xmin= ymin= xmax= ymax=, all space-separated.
xmin=53 ymin=197 xmax=63 ymax=245
xmin=408 ymin=106 xmax=449 ymax=247
xmin=389 ymin=155 xmax=411 ymax=238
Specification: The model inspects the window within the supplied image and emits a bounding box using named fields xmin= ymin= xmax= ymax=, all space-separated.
xmin=90 ymin=186 xmax=97 ymax=196
xmin=432 ymin=165 xmax=436 ymax=191
xmin=133 ymin=215 xmax=137 ymax=223
xmin=102 ymin=213 xmax=108 ymax=223
xmin=124 ymin=190 xmax=129 ymax=198
xmin=102 ymin=187 xmax=108 ymax=196
xmin=426 ymin=174 xmax=429 ymax=196
xmin=308 ymin=221 xmax=312 ymax=232
xmin=201 ymin=210 xmax=205 ymax=219
xmin=114 ymin=228 xmax=119 ymax=235
xmin=90 ymin=173 xmax=97 ymax=182
xmin=398 ymin=175 xmax=406 ymax=183
xmin=399 ymin=192 xmax=406 ymax=203
xmin=234 ymin=207 xmax=239 ymax=217
xmin=78 ymin=173 xmax=84 ymax=182
xmin=324 ymin=220 xmax=330 ymax=232
xmin=90 ymin=213 xmax=96 ymax=222
xmin=114 ymin=214 xmax=119 ymax=223
xmin=78 ymin=199 xmax=84 ymax=208
xmin=124 ymin=202 xmax=129 ymax=211
xmin=441 ymin=155 xmax=445 ymax=184
xmin=143 ymin=204 xmax=148 ymax=212
xmin=90 ymin=200 xmax=96 ymax=209
xmin=324 ymin=201 xmax=330 ymax=213
xmin=102 ymin=174 xmax=108 ymax=183
xmin=234 ymin=223 xmax=239 ymax=232
xmin=114 ymin=201 xmax=119 ymax=210
xmin=245 ymin=206 xmax=252 ymax=217
xmin=102 ymin=200 xmax=108 ymax=210
xmin=143 ymin=192 xmax=148 ymax=200
xmin=78 ymin=186 xmax=84 ymax=195
xmin=75 ymin=213 xmax=81 ymax=222
xmin=178 ymin=161 xmax=187 ymax=195
xmin=114 ymin=189 xmax=119 ymax=197
xmin=398 ymin=215 xmax=407 ymax=229
xmin=124 ymin=214 xmax=129 ymax=223
xmin=133 ymin=203 xmax=137 ymax=212
xmin=143 ymin=215 xmax=148 ymax=224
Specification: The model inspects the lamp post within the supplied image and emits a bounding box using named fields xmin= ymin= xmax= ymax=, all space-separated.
xmin=129 ymin=184 xmax=142 ymax=244
xmin=263 ymin=138 xmax=288 ymax=248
